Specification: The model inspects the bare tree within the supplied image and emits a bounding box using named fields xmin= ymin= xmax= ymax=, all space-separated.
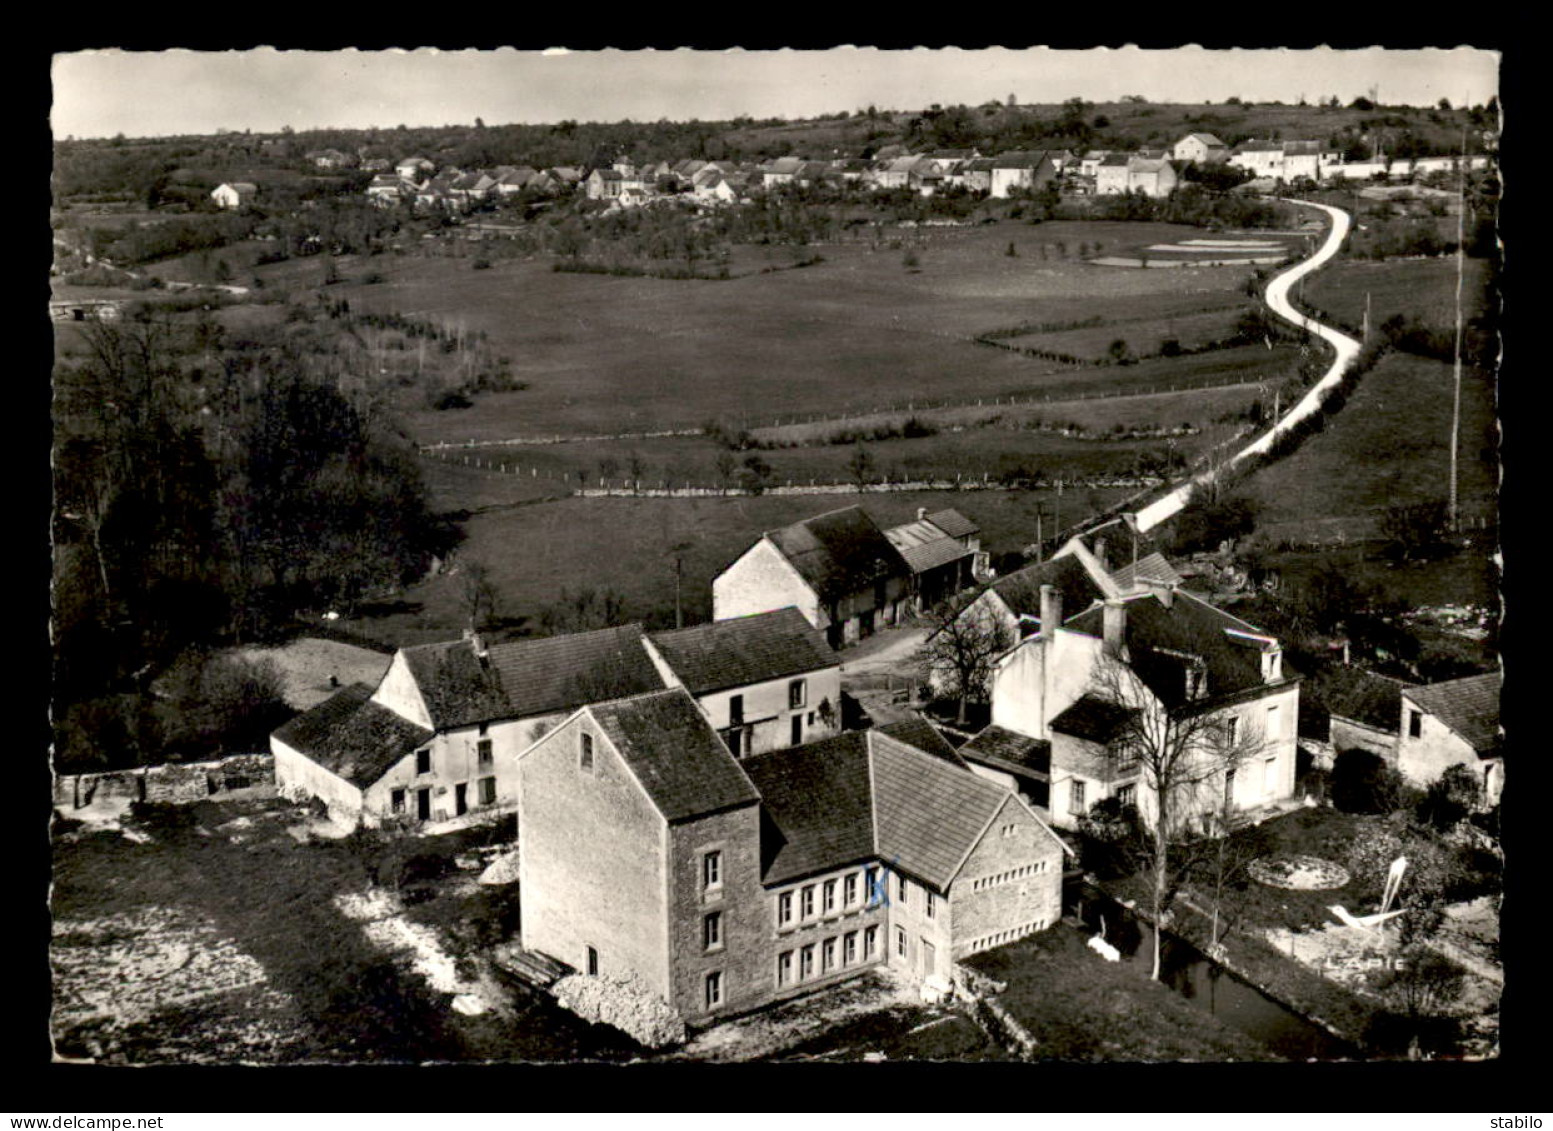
xmin=457 ymin=556 xmax=500 ymax=634
xmin=919 ymin=591 xmax=1017 ymax=726
xmin=846 ymin=444 xmax=876 ymax=491
xmin=714 ymin=451 xmax=738 ymax=495
xmin=1088 ymin=652 xmax=1271 ymax=980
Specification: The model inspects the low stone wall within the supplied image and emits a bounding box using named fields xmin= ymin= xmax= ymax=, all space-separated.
xmin=54 ymin=753 xmax=275 ymax=810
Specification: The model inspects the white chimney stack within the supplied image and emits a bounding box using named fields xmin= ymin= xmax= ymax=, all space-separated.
xmin=1102 ymin=598 xmax=1127 ymax=658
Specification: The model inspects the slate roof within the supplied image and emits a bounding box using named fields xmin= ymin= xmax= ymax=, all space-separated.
xmin=990 ymin=555 xmax=1109 ymax=625
xmin=648 ymin=607 xmax=838 ymax=696
xmin=1049 ymin=695 xmax=1141 ymax=745
xmin=885 ymin=519 xmax=974 ymax=574
xmin=1064 ymin=591 xmax=1292 ymax=711
xmin=925 ymin=509 xmax=979 ymax=540
xmin=959 ymin=725 xmax=1052 ymax=778
xmin=1181 ymin=133 xmax=1227 ymax=147
xmin=993 ymin=151 xmax=1053 ymax=169
xmin=273 ymin=683 xmax=433 ymax=790
xmin=1404 ymin=672 xmax=1502 ymax=755
xmin=875 ymin=717 xmax=968 ymax=769
xmin=589 ymin=689 xmax=761 ymax=822
xmin=744 ymin=731 xmax=1021 ymax=891
xmin=1323 ymin=667 xmax=1410 ymax=731
xmin=401 ymin=625 xmax=664 ymax=731
xmin=764 ymin=506 xmax=911 ymax=603
xmin=1110 ymin=552 xmax=1185 ymax=592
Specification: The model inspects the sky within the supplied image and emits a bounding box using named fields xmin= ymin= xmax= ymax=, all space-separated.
xmin=51 ymin=47 xmax=1502 ymax=140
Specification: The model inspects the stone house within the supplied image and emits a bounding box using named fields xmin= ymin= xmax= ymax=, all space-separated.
xmin=644 ymin=607 xmax=843 ymax=758
xmin=1127 ymin=157 xmax=1179 ymax=198
xmin=957 ymin=725 xmax=1053 ymax=811
xmin=585 ymin=168 xmax=628 ymax=200
xmin=1095 ymin=154 xmax=1132 ymax=196
xmin=516 ymin=692 xmax=1068 ymax=1028
xmin=396 ymin=156 xmax=435 ymax=180
xmin=760 ymin=156 xmax=806 ymax=189
xmin=713 ymin=505 xmax=912 ymax=650
xmin=1172 ymin=133 xmax=1229 ymax=164
xmin=1324 ymin=667 xmax=1410 ymax=760
xmin=271 ymin=624 xmax=667 ymax=828
xmin=989 ymin=152 xmax=1059 ymax=199
xmin=989 ymin=584 xmax=1301 ymax=832
xmin=1397 ymin=672 xmax=1502 ymax=806
xmin=1228 ymin=140 xmax=1287 ymax=180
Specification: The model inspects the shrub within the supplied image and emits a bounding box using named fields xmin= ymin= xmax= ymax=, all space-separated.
xmin=1331 ymin=748 xmax=1405 ymax=814
xmin=1415 ymin=764 xmax=1482 ymax=831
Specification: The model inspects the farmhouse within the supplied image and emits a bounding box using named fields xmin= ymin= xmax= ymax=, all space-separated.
xmin=989 ymin=583 xmax=1301 ymax=832
xmin=210 ymin=182 xmax=257 ymax=210
xmin=712 ymin=505 xmax=912 ymax=650
xmin=1126 ymin=157 xmax=1179 ymax=198
xmin=644 ymin=607 xmax=842 ymax=757
xmin=989 ymin=151 xmax=1059 ymax=199
xmin=884 ymin=508 xmax=984 ymax=611
xmin=271 ymin=624 xmax=667 ymax=828
xmin=516 ymin=691 xmax=1067 ymax=1027
xmin=1323 ymin=667 xmax=1410 ymax=761
xmin=1397 ymin=671 xmax=1502 ymax=806
xmin=1172 ymin=133 xmax=1229 ymax=164
xmin=1095 ymin=154 xmax=1131 ymax=196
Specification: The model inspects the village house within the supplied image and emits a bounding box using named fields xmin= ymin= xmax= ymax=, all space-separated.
xmin=1397 ymin=671 xmax=1503 ymax=807
xmin=1171 ymin=133 xmax=1229 ymax=164
xmin=947 ymin=157 xmax=996 ymax=194
xmin=1281 ymin=140 xmax=1335 ymax=182
xmin=871 ymin=155 xmax=921 ymax=191
xmin=693 ymin=173 xmax=738 ymax=204
xmin=988 ymin=583 xmax=1301 ymax=832
xmin=365 ymin=173 xmax=410 ymax=207
xmin=306 ymin=148 xmax=356 ymax=169
xmin=1324 ymin=667 xmax=1410 ymax=761
xmin=712 ymin=505 xmax=913 ymax=650
xmin=643 ymin=607 xmax=843 ymax=758
xmin=884 ymin=508 xmax=984 ymax=612
xmin=516 ymin=690 xmax=1068 ymax=1027
xmin=585 ymin=167 xmax=628 ymax=200
xmin=1080 ymin=150 xmax=1111 ymax=177
xmin=1095 ymin=154 xmax=1131 ymax=196
xmin=760 ymin=156 xmax=807 ymax=189
xmin=1126 ymin=156 xmax=1180 ymax=198
xmin=989 ymin=151 xmax=1059 ymax=199
xmin=957 ymin=725 xmax=1053 ymax=812
xmin=210 ymin=182 xmax=258 ymax=210
xmin=396 ymin=156 xmax=435 ymax=180
xmin=271 ymin=624 xmax=668 ymax=828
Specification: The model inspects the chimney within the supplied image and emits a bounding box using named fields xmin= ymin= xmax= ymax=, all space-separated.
xmin=1094 ymin=535 xmax=1108 ymax=572
xmin=463 ymin=628 xmax=487 ymax=659
xmin=917 ymin=507 xmax=929 ymax=522
xmin=1102 ymin=598 xmax=1127 ymax=658
xmin=1039 ymin=583 xmax=1062 ymax=638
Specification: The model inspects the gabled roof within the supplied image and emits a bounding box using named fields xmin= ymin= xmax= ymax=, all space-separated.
xmin=1110 ymin=552 xmax=1184 ymax=593
xmin=744 ymin=731 xmax=1022 ymax=891
xmin=648 ymin=608 xmax=838 ymax=696
xmin=925 ymin=508 xmax=979 ymax=540
xmin=1099 ymin=154 xmax=1132 ymax=167
xmin=401 ymin=625 xmax=665 ymax=731
xmin=1064 ymin=591 xmax=1293 ymax=711
xmin=1404 ymin=672 xmax=1502 ymax=755
xmin=763 ymin=506 xmax=911 ymax=603
xmin=993 ymin=151 xmax=1052 ymax=169
xmin=885 ymin=519 xmax=974 ymax=574
xmin=1324 ymin=667 xmax=1411 ymax=731
xmin=273 ymin=683 xmax=433 ymax=790
xmin=990 ymin=555 xmax=1109 ymax=624
xmin=1049 ymin=695 xmax=1140 ymax=745
xmin=875 ymin=717 xmax=968 ymax=769
xmin=764 ymin=156 xmax=806 ymax=175
xmin=589 ymin=689 xmax=760 ymax=823
xmin=1282 ymin=140 xmax=1327 ymax=156
xmin=591 ymin=168 xmax=624 ymax=181
xmin=959 ymin=725 xmax=1052 ymax=779
xmin=1181 ymin=132 xmax=1227 ymax=147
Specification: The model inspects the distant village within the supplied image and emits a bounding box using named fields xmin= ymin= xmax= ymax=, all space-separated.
xmin=204 ymin=134 xmax=1493 ymax=216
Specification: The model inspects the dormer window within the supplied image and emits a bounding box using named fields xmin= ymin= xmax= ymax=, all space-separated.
xmin=1185 ymin=664 xmax=1208 ymax=700
xmin=1262 ymin=647 xmax=1283 ymax=682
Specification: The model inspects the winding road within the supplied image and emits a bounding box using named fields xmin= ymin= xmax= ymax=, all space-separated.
xmin=1133 ymin=200 xmax=1363 ymax=533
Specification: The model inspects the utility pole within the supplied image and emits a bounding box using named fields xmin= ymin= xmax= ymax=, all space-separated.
xmin=1448 ymin=126 xmax=1467 ymax=532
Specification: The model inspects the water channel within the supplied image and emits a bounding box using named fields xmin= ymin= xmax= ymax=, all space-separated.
xmin=1074 ymin=886 xmax=1357 ymax=1061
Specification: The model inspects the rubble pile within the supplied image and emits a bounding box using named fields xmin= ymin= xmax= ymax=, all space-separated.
xmin=550 ymin=971 xmax=686 ymax=1049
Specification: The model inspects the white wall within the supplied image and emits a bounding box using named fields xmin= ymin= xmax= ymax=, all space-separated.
xmin=371 ymin=651 xmax=433 ymax=729
xmin=713 ymin=538 xmax=822 ymax=628
xmin=271 ymin=736 xmax=366 ymax=825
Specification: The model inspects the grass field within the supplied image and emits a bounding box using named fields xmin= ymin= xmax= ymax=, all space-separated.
xmin=1301 ymin=257 xmax=1494 ymax=337
xmin=296 ymin=220 xmax=1269 ymax=441
xmin=338 ymin=487 xmax=1132 ymax=647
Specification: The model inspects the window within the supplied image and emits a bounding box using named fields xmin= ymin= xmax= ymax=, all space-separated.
xmin=895 ymin=926 xmax=908 ymax=959
xmin=1224 ymin=767 xmax=1236 ymax=805
xmin=1115 ymin=745 xmax=1140 ymax=773
xmin=925 ymin=891 xmax=936 ymax=920
xmin=703 ymin=911 xmax=723 ymax=952
xmin=791 ymin=715 xmax=803 ymax=746
xmin=777 ymin=950 xmax=794 ymax=987
xmin=823 ymin=937 xmax=837 ymax=971
xmin=479 ymin=776 xmax=496 ymax=805
xmin=705 ymin=971 xmax=723 ymax=1009
xmin=703 ymin=851 xmax=723 ymax=892
xmin=788 ymin=679 xmax=807 ymax=710
xmin=580 ymin=732 xmax=594 ymax=772
xmin=1266 ymin=704 xmax=1281 ymax=739
xmin=726 ymin=727 xmax=743 ymax=758
xmin=778 ymin=891 xmax=794 ymax=927
xmin=822 ymin=879 xmax=837 ymax=914
xmin=1070 ymin=780 xmax=1087 ymax=815
xmin=477 ymin=738 xmax=493 ymax=766
xmin=801 ymin=885 xmax=816 ymax=918
xmin=1224 ymin=716 xmax=1239 ymax=745
xmin=844 ymin=872 xmax=859 ymax=907
xmin=391 ymin=788 xmax=406 ymax=814
xmin=866 ymin=866 xmax=882 ymax=907
xmin=1409 ymin=709 xmax=1422 ymax=738
xmin=844 ymin=931 xmax=858 ymax=965
xmin=800 ymin=944 xmax=815 ymax=979
xmin=1117 ymin=782 xmax=1137 ymax=807
xmin=864 ymin=925 xmax=879 ymax=959
xmin=729 ymin=695 xmax=744 ymax=725
xmin=416 ymin=748 xmax=431 ymax=775
xmin=586 ymin=946 xmax=599 ymax=976
xmin=897 ymin=874 xmax=908 ymax=907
